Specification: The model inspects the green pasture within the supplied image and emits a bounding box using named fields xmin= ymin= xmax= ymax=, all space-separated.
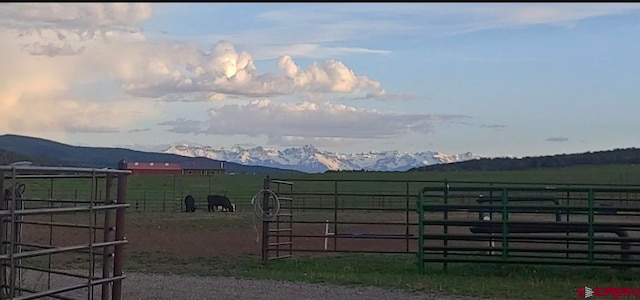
xmin=11 ymin=163 xmax=640 ymax=212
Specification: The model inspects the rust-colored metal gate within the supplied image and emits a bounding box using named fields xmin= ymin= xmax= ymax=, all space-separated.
xmin=0 ymin=162 xmax=130 ymax=299
xmin=261 ymin=177 xmax=294 ymax=265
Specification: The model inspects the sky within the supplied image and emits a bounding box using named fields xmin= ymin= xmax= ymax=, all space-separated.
xmin=1 ymin=3 xmax=639 ymax=158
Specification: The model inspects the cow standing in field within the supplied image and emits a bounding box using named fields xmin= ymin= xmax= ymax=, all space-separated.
xmin=184 ymin=195 xmax=196 ymax=212
xmin=207 ymin=195 xmax=235 ymax=212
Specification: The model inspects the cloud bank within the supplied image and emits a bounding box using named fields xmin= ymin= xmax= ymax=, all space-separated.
xmin=0 ymin=3 xmax=395 ymax=138
xmin=158 ymin=100 xmax=469 ymax=146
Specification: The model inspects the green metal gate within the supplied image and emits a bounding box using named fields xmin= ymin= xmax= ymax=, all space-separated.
xmin=417 ymin=181 xmax=640 ymax=273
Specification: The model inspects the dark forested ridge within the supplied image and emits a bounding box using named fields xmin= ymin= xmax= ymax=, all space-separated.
xmin=412 ymin=148 xmax=640 ymax=172
xmin=0 ymin=134 xmax=298 ymax=174
xmin=0 ymin=148 xmax=60 ymax=166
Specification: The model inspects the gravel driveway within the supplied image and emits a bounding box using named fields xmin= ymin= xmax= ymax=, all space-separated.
xmin=20 ymin=271 xmax=500 ymax=300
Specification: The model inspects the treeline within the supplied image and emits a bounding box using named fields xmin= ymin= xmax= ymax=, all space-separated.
xmin=0 ymin=149 xmax=57 ymax=166
xmin=413 ymin=148 xmax=640 ymax=172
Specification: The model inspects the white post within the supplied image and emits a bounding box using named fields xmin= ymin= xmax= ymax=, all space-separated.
xmin=483 ymin=215 xmax=495 ymax=255
xmin=324 ymin=219 xmax=333 ymax=250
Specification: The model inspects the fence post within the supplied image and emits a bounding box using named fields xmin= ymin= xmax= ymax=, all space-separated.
xmin=261 ymin=176 xmax=271 ymax=266
xmin=406 ymin=181 xmax=410 ymax=253
xmin=501 ymin=188 xmax=509 ymax=261
xmin=143 ymin=191 xmax=147 ymax=213
xmin=112 ymin=160 xmax=129 ymax=300
xmin=175 ymin=192 xmax=178 ymax=212
xmin=333 ymin=180 xmax=338 ymax=251
xmin=417 ymin=187 xmax=425 ymax=274
xmin=588 ymin=189 xmax=595 ymax=263
xmin=101 ymin=174 xmax=114 ymax=300
xmin=163 ymin=191 xmax=166 ymax=213
xmin=173 ymin=175 xmax=177 ymax=212
xmin=443 ymin=179 xmax=449 ymax=272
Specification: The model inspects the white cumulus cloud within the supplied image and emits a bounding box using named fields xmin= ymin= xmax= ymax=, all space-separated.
xmin=122 ymin=41 xmax=384 ymax=99
xmin=0 ymin=3 xmax=396 ymax=139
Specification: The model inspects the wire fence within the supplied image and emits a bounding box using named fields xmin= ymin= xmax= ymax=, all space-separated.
xmin=20 ymin=186 xmax=425 ymax=214
xmin=20 ymin=176 xmax=640 ymax=214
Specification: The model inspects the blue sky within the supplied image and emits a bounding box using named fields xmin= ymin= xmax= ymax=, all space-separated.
xmin=1 ymin=3 xmax=639 ymax=158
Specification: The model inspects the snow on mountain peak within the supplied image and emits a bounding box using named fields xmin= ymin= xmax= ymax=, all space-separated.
xmin=163 ymin=144 xmax=483 ymax=173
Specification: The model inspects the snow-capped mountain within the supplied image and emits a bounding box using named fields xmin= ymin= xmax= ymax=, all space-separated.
xmin=163 ymin=144 xmax=483 ymax=173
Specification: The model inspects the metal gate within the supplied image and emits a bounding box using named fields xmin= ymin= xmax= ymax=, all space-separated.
xmin=261 ymin=177 xmax=293 ymax=265
xmin=0 ymin=163 xmax=130 ymax=300
xmin=417 ymin=181 xmax=640 ymax=273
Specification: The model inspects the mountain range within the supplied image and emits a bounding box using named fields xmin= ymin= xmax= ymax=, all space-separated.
xmin=1 ymin=134 xmax=637 ymax=175
xmin=164 ymin=144 xmax=483 ymax=173
xmin=0 ymin=134 xmax=296 ymax=174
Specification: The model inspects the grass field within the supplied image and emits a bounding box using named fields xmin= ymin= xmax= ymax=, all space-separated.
xmin=14 ymin=163 xmax=640 ymax=212
xmin=122 ymin=252 xmax=640 ymax=300
xmin=8 ymin=164 xmax=640 ymax=299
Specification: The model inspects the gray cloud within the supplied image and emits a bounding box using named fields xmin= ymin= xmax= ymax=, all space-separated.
xmin=480 ymin=124 xmax=508 ymax=130
xmin=21 ymin=42 xmax=85 ymax=56
xmin=449 ymin=120 xmax=473 ymax=126
xmin=127 ymin=128 xmax=151 ymax=133
xmin=0 ymin=3 xmax=152 ymax=28
xmin=267 ymin=136 xmax=353 ymax=148
xmin=67 ymin=125 xmax=119 ymax=134
xmin=346 ymin=90 xmax=415 ymax=101
xmin=2 ymin=3 xmax=152 ymax=59
xmin=157 ymin=100 xmax=470 ymax=146
xmin=545 ymin=137 xmax=569 ymax=142
xmin=117 ymin=143 xmax=172 ymax=152
xmin=157 ymin=118 xmax=205 ymax=135
xmin=157 ymin=93 xmax=214 ymax=103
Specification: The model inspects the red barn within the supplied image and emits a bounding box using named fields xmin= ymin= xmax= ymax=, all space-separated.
xmin=125 ymin=162 xmax=182 ymax=175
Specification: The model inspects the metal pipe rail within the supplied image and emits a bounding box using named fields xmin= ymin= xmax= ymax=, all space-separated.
xmin=271 ymin=178 xmax=640 ymax=188
xmin=13 ymin=275 xmax=127 ymax=300
xmin=0 ymin=204 xmax=129 ymax=216
xmin=0 ymin=166 xmax=131 ymax=175
xmin=0 ymin=240 xmax=127 ymax=260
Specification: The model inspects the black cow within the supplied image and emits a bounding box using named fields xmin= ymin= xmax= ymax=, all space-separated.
xmin=184 ymin=195 xmax=196 ymax=212
xmin=207 ymin=195 xmax=235 ymax=212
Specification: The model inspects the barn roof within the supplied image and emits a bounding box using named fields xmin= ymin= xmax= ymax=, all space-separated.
xmin=125 ymin=162 xmax=182 ymax=170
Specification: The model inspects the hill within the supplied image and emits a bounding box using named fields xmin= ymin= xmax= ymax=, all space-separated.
xmin=412 ymin=148 xmax=640 ymax=172
xmin=0 ymin=134 xmax=298 ymax=174
xmin=0 ymin=148 xmax=60 ymax=166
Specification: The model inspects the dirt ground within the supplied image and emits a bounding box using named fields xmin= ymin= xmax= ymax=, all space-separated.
xmin=18 ymin=211 xmax=423 ymax=259
xmin=13 ymin=209 xmax=640 ymax=261
xmin=4 ymin=208 xmax=639 ymax=300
